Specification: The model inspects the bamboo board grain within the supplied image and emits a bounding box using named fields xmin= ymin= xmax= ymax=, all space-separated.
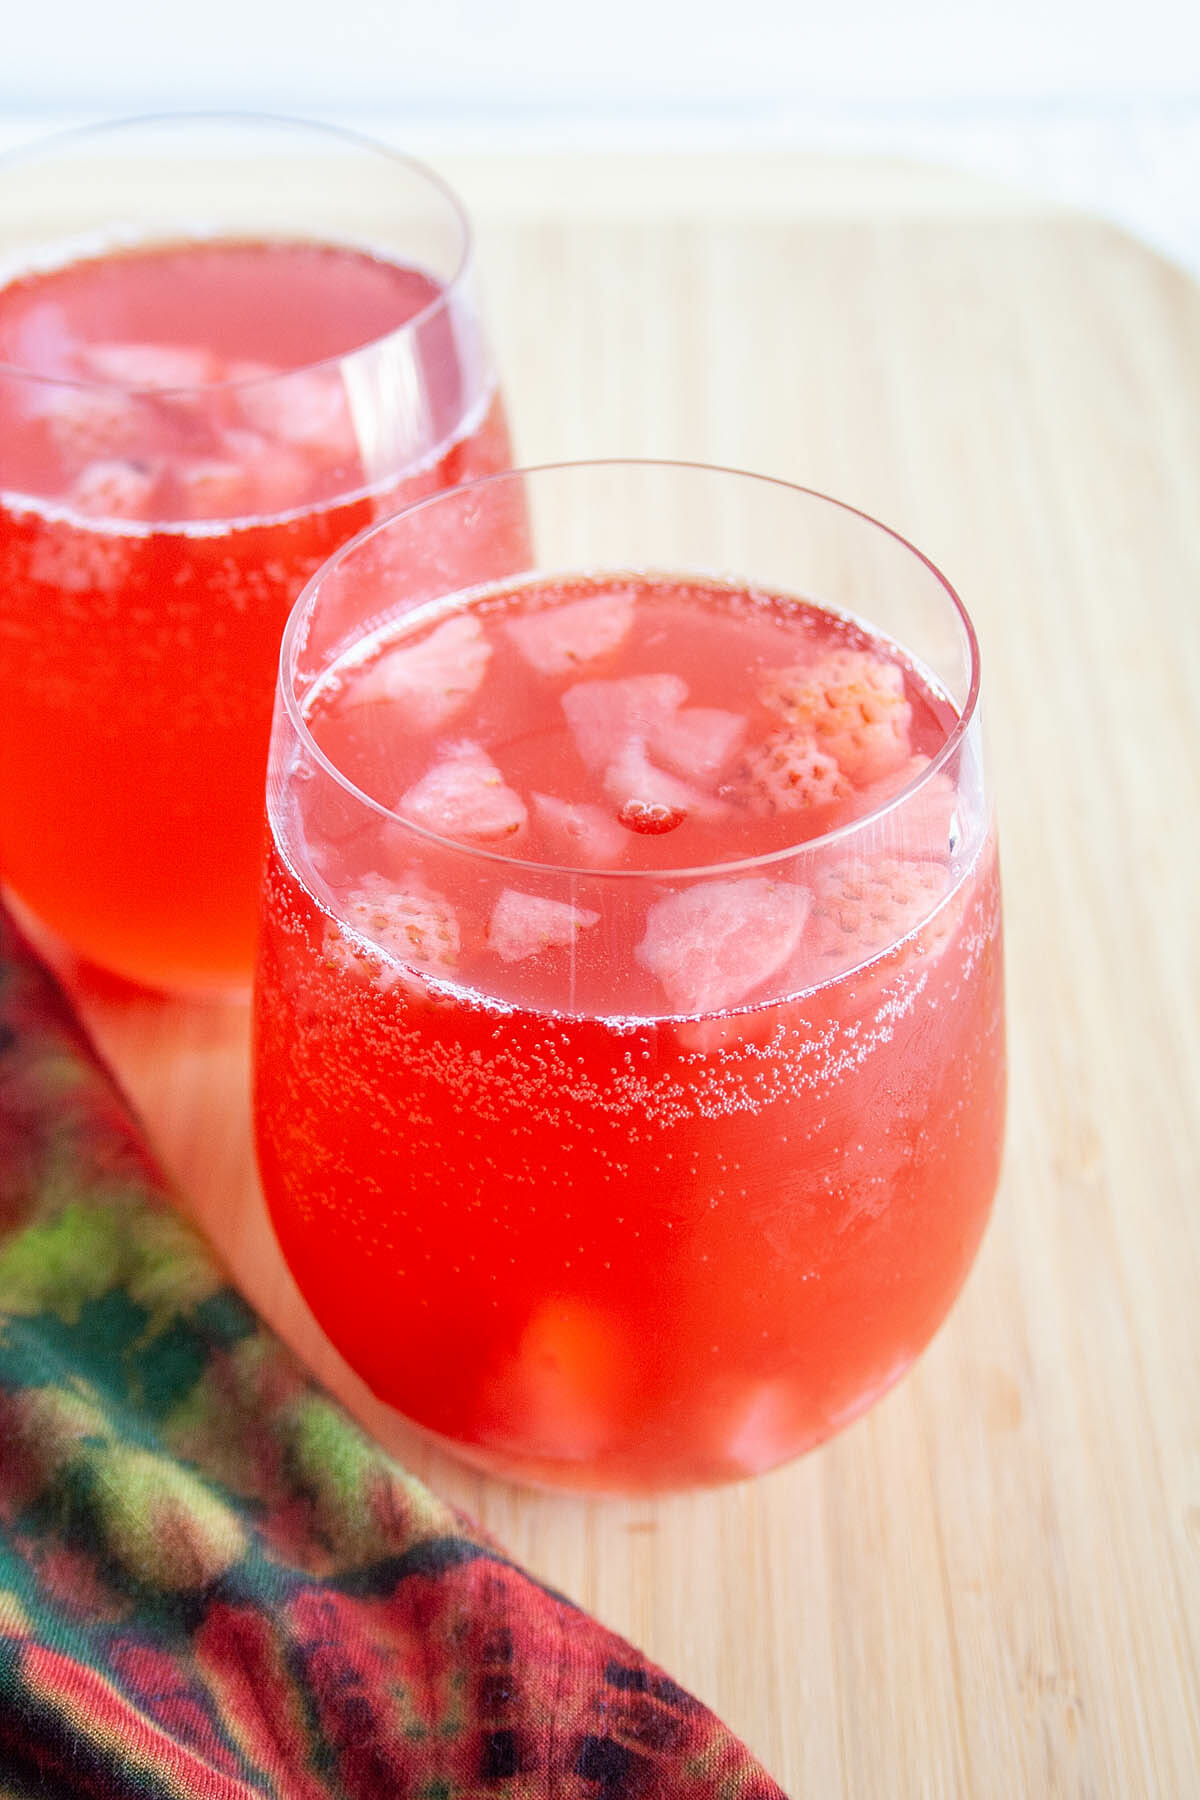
xmin=21 ymin=152 xmax=1199 ymax=1797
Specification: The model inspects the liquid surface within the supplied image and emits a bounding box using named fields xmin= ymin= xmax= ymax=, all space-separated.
xmin=0 ymin=236 xmax=511 ymax=990
xmin=0 ymin=237 xmax=440 ymax=377
xmin=0 ymin=238 xmax=475 ymax=522
xmin=254 ymin=572 xmax=1006 ymax=1489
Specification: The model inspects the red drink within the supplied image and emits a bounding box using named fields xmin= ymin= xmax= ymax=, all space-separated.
xmin=0 ymin=130 xmax=511 ymax=992
xmin=253 ymin=469 xmax=1005 ymax=1492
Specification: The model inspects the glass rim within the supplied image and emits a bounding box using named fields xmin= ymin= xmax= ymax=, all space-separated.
xmin=0 ymin=110 xmax=476 ymax=395
xmin=278 ymin=457 xmax=984 ymax=885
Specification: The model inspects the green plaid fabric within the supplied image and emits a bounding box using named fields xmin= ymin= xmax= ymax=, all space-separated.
xmin=0 ymin=902 xmax=786 ymax=1799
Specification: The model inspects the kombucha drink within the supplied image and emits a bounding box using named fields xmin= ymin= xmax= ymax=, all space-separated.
xmin=254 ymin=545 xmax=1005 ymax=1492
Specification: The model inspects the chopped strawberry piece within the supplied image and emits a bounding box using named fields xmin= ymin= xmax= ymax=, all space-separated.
xmin=741 ymin=729 xmax=850 ymax=815
xmin=561 ymin=674 xmax=687 ymax=770
xmin=67 ymin=459 xmax=158 ymax=521
xmin=487 ymin=888 xmax=600 ymax=963
xmin=531 ymin=793 xmax=629 ymax=867
xmin=762 ymin=647 xmax=912 ymax=784
xmin=804 ymin=854 xmax=952 ymax=979
xmin=618 ymin=800 xmax=685 ymax=835
xmin=323 ymin=873 xmax=459 ymax=994
xmin=604 ymin=738 xmax=727 ymax=827
xmin=504 ymin=589 xmax=636 ymax=675
xmin=649 ymin=706 xmax=747 ymax=783
xmin=79 ymin=341 xmax=224 ymax=390
xmin=852 ymin=753 xmax=959 ymax=860
xmin=236 ymin=368 xmax=357 ymax=461
xmin=398 ymin=741 xmax=527 ymax=844
xmin=41 ymin=386 xmax=149 ymax=467
xmin=350 ymin=614 xmax=492 ymax=732
xmin=636 ymin=877 xmax=811 ymax=1014
xmin=346 ymin=876 xmax=459 ymax=968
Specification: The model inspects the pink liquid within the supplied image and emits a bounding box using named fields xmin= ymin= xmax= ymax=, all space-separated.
xmin=0 ymin=238 xmax=512 ymax=991
xmin=254 ymin=573 xmax=1005 ymax=1490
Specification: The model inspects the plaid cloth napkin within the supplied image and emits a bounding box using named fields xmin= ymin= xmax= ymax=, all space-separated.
xmin=0 ymin=902 xmax=787 ymax=1799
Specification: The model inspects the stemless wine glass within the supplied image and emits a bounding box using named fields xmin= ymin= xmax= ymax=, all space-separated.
xmin=0 ymin=114 xmax=512 ymax=994
xmin=252 ymin=461 xmax=1006 ymax=1493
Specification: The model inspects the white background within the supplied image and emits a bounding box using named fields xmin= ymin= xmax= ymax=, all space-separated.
xmin=3 ymin=0 xmax=1198 ymax=114
xmin=2 ymin=0 xmax=1198 ymax=268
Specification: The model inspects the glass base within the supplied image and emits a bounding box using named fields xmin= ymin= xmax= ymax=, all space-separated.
xmin=1 ymin=887 xmax=252 ymax=1005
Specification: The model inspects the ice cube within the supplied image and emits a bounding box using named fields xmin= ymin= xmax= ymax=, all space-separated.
xmin=561 ymin=673 xmax=687 ymax=770
xmin=487 ymin=888 xmax=600 ymax=963
xmin=504 ymin=589 xmax=636 ymax=676
xmin=350 ymin=614 xmax=492 ymax=733
xmin=649 ymin=706 xmax=746 ymax=783
xmin=635 ymin=877 xmax=812 ymax=1014
xmin=236 ymin=367 xmax=357 ymax=462
xmin=398 ymin=741 xmax=527 ymax=844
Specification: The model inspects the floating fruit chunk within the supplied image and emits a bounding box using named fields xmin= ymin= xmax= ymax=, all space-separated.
xmin=742 ymin=729 xmax=849 ymax=816
xmin=66 ymin=459 xmax=158 ymax=521
xmin=562 ymin=673 xmax=687 ymax=770
xmin=803 ymin=853 xmax=952 ymax=981
xmin=617 ymin=799 xmax=685 ymax=836
xmin=762 ymin=647 xmax=912 ymax=784
xmin=487 ymin=889 xmax=600 ymax=963
xmin=505 ymin=589 xmax=636 ymax=675
xmin=604 ymin=738 xmax=726 ymax=830
xmin=324 ymin=873 xmax=459 ymax=994
xmin=398 ymin=741 xmax=526 ymax=844
xmin=636 ymin=877 xmax=811 ymax=1014
xmin=351 ymin=614 xmax=492 ymax=732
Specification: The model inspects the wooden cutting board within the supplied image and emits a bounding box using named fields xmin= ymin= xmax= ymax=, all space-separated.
xmin=48 ymin=152 xmax=1200 ymax=1797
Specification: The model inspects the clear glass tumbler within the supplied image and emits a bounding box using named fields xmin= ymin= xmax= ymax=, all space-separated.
xmin=0 ymin=114 xmax=512 ymax=993
xmin=252 ymin=461 xmax=1006 ymax=1493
